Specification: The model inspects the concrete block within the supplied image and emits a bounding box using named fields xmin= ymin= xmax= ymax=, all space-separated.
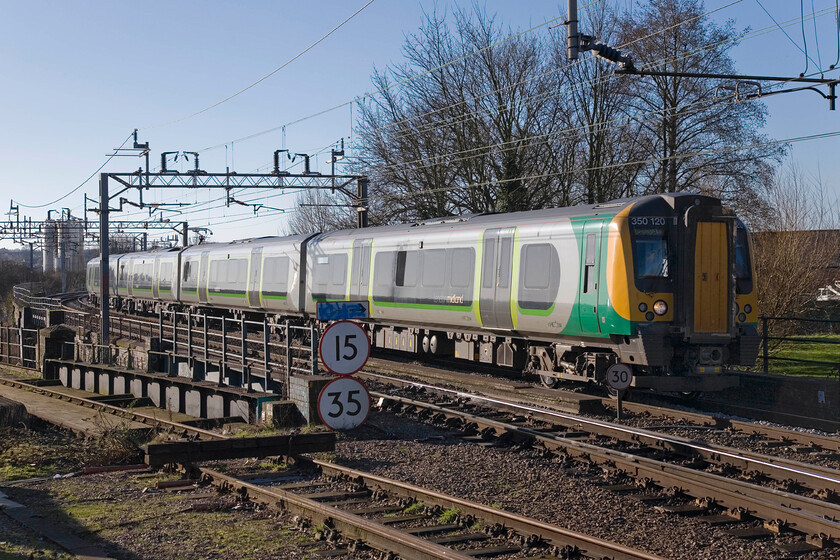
xmin=113 ymin=375 xmax=127 ymax=395
xmin=206 ymin=394 xmax=224 ymax=419
xmin=84 ymin=371 xmax=97 ymax=393
xmin=262 ymin=400 xmax=300 ymax=428
xmin=59 ymin=366 xmax=69 ymax=386
xmin=185 ymin=390 xmax=203 ymax=418
xmin=0 ymin=396 xmax=28 ymax=427
xmin=177 ymin=361 xmax=193 ymax=379
xmin=147 ymin=382 xmax=162 ymax=407
xmin=98 ymin=373 xmax=111 ymax=395
xmin=71 ymin=368 xmax=82 ymax=390
xmin=130 ymin=378 xmax=145 ymax=399
xmin=290 ymin=375 xmax=332 ymax=425
xmin=164 ymin=386 xmax=181 ymax=413
xmin=229 ymin=399 xmax=249 ymax=422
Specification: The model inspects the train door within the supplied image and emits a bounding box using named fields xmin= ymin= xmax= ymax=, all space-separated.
xmin=152 ymin=257 xmax=160 ymax=299
xmin=579 ymin=221 xmax=602 ymax=333
xmin=350 ymin=239 xmax=372 ymax=300
xmin=247 ymin=248 xmax=263 ymax=308
xmin=479 ymin=228 xmax=514 ymax=330
xmin=198 ymin=251 xmax=210 ymax=304
xmin=693 ymin=222 xmax=728 ymax=333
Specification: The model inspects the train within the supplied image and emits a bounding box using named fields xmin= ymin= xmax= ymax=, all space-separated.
xmin=86 ymin=192 xmax=760 ymax=394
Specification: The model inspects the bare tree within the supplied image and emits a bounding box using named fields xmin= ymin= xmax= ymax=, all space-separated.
xmin=617 ymin=0 xmax=783 ymax=200
xmin=562 ymin=3 xmax=645 ymax=203
xmin=355 ymin=6 xmax=575 ymax=222
xmin=750 ymin=160 xmax=838 ymax=331
xmin=285 ymin=189 xmax=356 ymax=235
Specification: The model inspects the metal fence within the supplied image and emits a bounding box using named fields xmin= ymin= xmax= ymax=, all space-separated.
xmin=0 ymin=325 xmax=39 ymax=369
xmin=63 ymin=309 xmax=318 ymax=398
xmin=12 ymin=283 xmax=62 ymax=310
xmin=759 ymin=315 xmax=840 ymax=377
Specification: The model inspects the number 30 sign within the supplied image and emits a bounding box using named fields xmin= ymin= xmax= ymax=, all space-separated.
xmin=318 ymin=320 xmax=371 ymax=376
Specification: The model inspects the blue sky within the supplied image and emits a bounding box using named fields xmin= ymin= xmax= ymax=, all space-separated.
xmin=1 ymin=0 xmax=838 ymax=249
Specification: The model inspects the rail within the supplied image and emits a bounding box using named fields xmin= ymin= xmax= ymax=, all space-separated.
xmin=12 ymin=283 xmax=62 ymax=310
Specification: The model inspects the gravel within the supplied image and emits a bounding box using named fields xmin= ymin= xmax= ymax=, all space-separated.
xmin=333 ymin=410 xmax=836 ymax=560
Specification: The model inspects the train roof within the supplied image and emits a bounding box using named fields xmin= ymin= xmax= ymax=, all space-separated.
xmin=310 ymin=193 xmax=720 ymax=241
xmin=84 ymin=193 xmax=723 ymax=261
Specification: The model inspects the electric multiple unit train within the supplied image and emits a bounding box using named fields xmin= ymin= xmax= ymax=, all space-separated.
xmin=87 ymin=193 xmax=760 ymax=393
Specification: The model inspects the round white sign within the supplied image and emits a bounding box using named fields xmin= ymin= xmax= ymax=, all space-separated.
xmin=319 ymin=320 xmax=370 ymax=376
xmin=317 ymin=377 xmax=371 ymax=430
xmin=606 ymin=363 xmax=633 ymax=390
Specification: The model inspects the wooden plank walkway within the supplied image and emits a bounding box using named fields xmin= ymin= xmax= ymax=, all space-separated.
xmin=0 ymin=382 xmax=149 ymax=437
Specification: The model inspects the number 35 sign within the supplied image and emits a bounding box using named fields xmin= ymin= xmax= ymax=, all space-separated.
xmin=317 ymin=376 xmax=371 ymax=430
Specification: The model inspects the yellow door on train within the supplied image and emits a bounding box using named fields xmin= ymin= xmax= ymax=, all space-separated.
xmin=694 ymin=222 xmax=727 ymax=333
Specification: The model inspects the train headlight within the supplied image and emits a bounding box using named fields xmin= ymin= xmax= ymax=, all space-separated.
xmin=744 ymin=304 xmax=752 ymax=314
xmin=738 ymin=313 xmax=747 ymax=323
xmin=638 ymin=302 xmax=648 ymax=312
xmin=653 ymin=300 xmax=668 ymax=316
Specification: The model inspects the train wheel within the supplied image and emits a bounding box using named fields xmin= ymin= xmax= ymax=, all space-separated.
xmin=540 ymin=374 xmax=559 ymax=388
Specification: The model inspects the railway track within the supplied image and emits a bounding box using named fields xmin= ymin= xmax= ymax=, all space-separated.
xmin=0 ymin=372 xmax=663 ymax=560
xmin=362 ymin=373 xmax=840 ymax=555
xmin=200 ymin=460 xmax=666 ymax=560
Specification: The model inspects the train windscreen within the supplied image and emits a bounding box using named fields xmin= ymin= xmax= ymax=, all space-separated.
xmin=630 ymin=217 xmax=672 ymax=292
xmin=735 ymin=222 xmax=753 ymax=294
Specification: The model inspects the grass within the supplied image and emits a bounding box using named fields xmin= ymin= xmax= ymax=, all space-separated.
xmin=766 ymin=333 xmax=840 ymax=377
xmin=437 ymin=508 xmax=459 ymax=524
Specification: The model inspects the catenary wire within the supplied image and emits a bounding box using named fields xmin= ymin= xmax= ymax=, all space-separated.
xmin=140 ymin=0 xmax=376 ymax=131
xmin=13 ymin=132 xmax=135 ymax=210
xmin=70 ymin=1 xmax=840 ymax=234
xmin=377 ymin=130 xmax=840 ymax=205
xmin=755 ymin=0 xmax=821 ymax=71
xmin=197 ymin=3 xmax=599 ymax=153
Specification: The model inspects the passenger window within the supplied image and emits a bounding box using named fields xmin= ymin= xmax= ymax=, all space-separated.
xmin=395 ymin=251 xmax=407 ymax=287
xmin=584 ymin=234 xmax=596 ymax=293
xmin=482 ymin=238 xmax=495 ymax=289
xmin=519 ymin=243 xmax=560 ymax=311
xmin=422 ymin=250 xmax=445 ymax=287
xmin=498 ymin=238 xmax=511 ymax=289
xmin=450 ymin=248 xmax=474 ymax=288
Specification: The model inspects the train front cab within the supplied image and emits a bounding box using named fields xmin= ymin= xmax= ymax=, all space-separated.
xmin=615 ymin=194 xmax=758 ymax=393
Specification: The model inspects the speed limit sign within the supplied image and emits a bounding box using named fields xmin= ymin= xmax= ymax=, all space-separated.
xmin=606 ymin=363 xmax=633 ymax=390
xmin=319 ymin=320 xmax=370 ymax=376
xmin=318 ymin=377 xmax=371 ymax=430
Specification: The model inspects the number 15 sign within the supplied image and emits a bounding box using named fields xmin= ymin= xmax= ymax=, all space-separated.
xmin=318 ymin=320 xmax=371 ymax=376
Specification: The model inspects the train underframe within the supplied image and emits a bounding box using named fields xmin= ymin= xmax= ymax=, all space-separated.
xmin=371 ymin=323 xmax=755 ymax=394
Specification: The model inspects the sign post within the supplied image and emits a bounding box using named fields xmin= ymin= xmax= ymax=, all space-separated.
xmin=316 ymin=320 xmax=371 ymax=431
xmin=606 ymin=363 xmax=633 ymax=420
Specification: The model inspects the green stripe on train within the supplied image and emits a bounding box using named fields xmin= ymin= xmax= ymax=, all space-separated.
xmin=372 ymin=300 xmax=473 ymax=312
